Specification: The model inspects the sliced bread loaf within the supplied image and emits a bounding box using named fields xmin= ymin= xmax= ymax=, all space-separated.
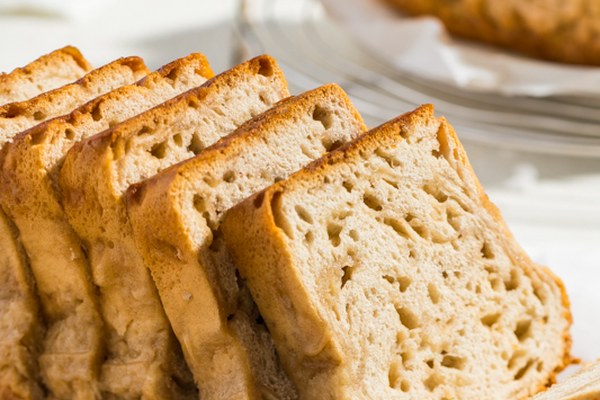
xmin=125 ymin=83 xmax=366 ymax=399
xmin=0 ymin=56 xmax=149 ymax=146
xmin=0 ymin=56 xmax=148 ymax=399
xmin=0 ymin=46 xmax=92 ymax=104
xmin=0 ymin=53 xmax=213 ymax=399
xmin=59 ymin=55 xmax=290 ymax=399
xmin=534 ymin=360 xmax=600 ymax=400
xmin=221 ymin=105 xmax=572 ymax=399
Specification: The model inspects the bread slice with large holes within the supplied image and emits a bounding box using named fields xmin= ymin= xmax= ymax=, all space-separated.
xmin=533 ymin=360 xmax=600 ymax=400
xmin=59 ymin=55 xmax=290 ymax=399
xmin=124 ymin=83 xmax=366 ymax=400
xmin=0 ymin=46 xmax=92 ymax=104
xmin=221 ymin=104 xmax=572 ymax=400
xmin=0 ymin=56 xmax=148 ymax=399
xmin=0 ymin=53 xmax=213 ymax=399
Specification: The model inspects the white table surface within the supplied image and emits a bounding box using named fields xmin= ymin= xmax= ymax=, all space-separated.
xmin=0 ymin=0 xmax=598 ymax=369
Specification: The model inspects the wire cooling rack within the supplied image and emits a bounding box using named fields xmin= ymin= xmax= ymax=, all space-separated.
xmin=236 ymin=0 xmax=600 ymax=157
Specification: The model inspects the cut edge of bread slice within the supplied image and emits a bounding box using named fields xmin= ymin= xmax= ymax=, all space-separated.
xmin=221 ymin=104 xmax=572 ymax=399
xmin=59 ymin=55 xmax=290 ymax=397
xmin=124 ymin=83 xmax=366 ymax=399
xmin=0 ymin=53 xmax=214 ymax=399
xmin=0 ymin=56 xmax=149 ymax=399
xmin=0 ymin=45 xmax=93 ymax=104
xmin=0 ymin=56 xmax=149 ymax=147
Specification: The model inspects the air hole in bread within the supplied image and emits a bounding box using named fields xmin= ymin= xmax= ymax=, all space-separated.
xmin=426 ymin=359 xmax=434 ymax=368
xmin=258 ymin=93 xmax=268 ymax=105
xmin=504 ymin=269 xmax=520 ymax=291
xmin=64 ymin=128 xmax=75 ymax=140
xmin=300 ymin=143 xmax=315 ymax=159
xmin=327 ymin=222 xmax=342 ymax=247
xmin=428 ymin=284 xmax=441 ymax=304
xmin=188 ymin=97 xmax=201 ymax=109
xmin=397 ymin=276 xmax=411 ymax=292
xmin=223 ymin=170 xmax=235 ymax=183
xmin=166 ymin=67 xmax=179 ymax=81
xmin=514 ymin=319 xmax=532 ymax=342
xmin=441 ymin=355 xmax=466 ymax=370
xmin=480 ymin=241 xmax=494 ymax=259
xmin=293 ymin=205 xmax=313 ymax=224
xmin=536 ymin=361 xmax=544 ymax=372
xmin=340 ymin=265 xmax=354 ymax=288
xmin=257 ymin=58 xmax=274 ymax=77
xmin=271 ymin=192 xmax=293 ymax=239
xmin=423 ymin=182 xmax=448 ymax=203
xmin=312 ymin=105 xmax=332 ymax=130
xmin=304 ymin=231 xmax=314 ymax=244
xmin=342 ymin=180 xmax=354 ymax=193
xmin=514 ymin=360 xmax=534 ymax=380
xmin=481 ymin=312 xmax=501 ymax=327
xmin=490 ymin=277 xmax=503 ymax=291
xmin=33 ymin=110 xmax=46 ymax=121
xmin=138 ymin=125 xmax=152 ymax=135
xmin=202 ymin=175 xmax=219 ymax=188
xmin=193 ymin=195 xmax=214 ymax=229
xmin=172 ymin=133 xmax=183 ymax=147
xmin=150 ymin=141 xmax=167 ymax=159
xmin=322 ymin=138 xmax=343 ymax=152
xmin=396 ymin=306 xmax=419 ymax=330
xmin=29 ymin=130 xmax=44 ymax=145
xmin=363 ymin=192 xmax=383 ymax=212
xmin=187 ymin=134 xmax=204 ymax=155
xmin=424 ymin=372 xmax=442 ymax=391
xmin=90 ymin=103 xmax=102 ymax=122
xmin=408 ymin=217 xmax=428 ymax=240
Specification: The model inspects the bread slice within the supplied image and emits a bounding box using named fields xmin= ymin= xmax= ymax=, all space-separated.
xmin=0 ymin=216 xmax=43 ymax=399
xmin=221 ymin=105 xmax=572 ymax=399
xmin=0 ymin=54 xmax=213 ymax=399
xmin=0 ymin=57 xmax=148 ymax=399
xmin=59 ymin=55 xmax=290 ymax=398
xmin=0 ymin=46 xmax=92 ymax=104
xmin=124 ymin=83 xmax=366 ymax=399
xmin=534 ymin=361 xmax=600 ymax=400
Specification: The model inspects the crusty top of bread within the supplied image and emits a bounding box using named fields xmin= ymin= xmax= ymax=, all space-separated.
xmin=534 ymin=360 xmax=600 ymax=400
xmin=125 ymin=83 xmax=366 ymax=400
xmin=222 ymin=104 xmax=571 ymax=399
xmin=0 ymin=56 xmax=148 ymax=147
xmin=0 ymin=46 xmax=92 ymax=104
xmin=60 ymin=55 xmax=289 ymax=245
xmin=387 ymin=0 xmax=600 ymax=65
xmin=0 ymin=52 xmax=213 ymax=222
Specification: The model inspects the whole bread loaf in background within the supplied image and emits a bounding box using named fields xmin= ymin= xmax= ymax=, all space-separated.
xmin=222 ymin=104 xmax=571 ymax=399
xmin=0 ymin=53 xmax=214 ymax=399
xmin=386 ymin=0 xmax=600 ymax=66
xmin=0 ymin=46 xmax=93 ymax=399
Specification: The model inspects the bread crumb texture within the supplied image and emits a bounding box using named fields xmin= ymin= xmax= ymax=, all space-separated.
xmin=224 ymin=105 xmax=570 ymax=400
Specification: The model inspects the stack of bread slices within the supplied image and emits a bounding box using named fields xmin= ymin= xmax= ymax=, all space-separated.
xmin=0 ymin=47 xmax=573 ymax=399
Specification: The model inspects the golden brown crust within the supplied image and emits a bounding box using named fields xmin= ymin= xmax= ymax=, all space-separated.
xmin=387 ymin=0 xmax=600 ymax=66
xmin=0 ymin=46 xmax=93 ymax=103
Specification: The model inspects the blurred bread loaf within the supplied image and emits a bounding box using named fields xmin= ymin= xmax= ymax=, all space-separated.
xmin=387 ymin=0 xmax=600 ymax=65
